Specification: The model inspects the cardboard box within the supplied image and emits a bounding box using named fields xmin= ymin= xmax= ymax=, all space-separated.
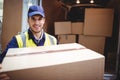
xmin=57 ymin=35 xmax=76 ymax=44
xmin=54 ymin=21 xmax=71 ymax=35
xmin=71 ymin=22 xmax=84 ymax=34
xmin=78 ymin=35 xmax=106 ymax=54
xmin=2 ymin=0 xmax=23 ymax=51
xmin=1 ymin=43 xmax=105 ymax=80
xmin=84 ymin=8 xmax=114 ymax=37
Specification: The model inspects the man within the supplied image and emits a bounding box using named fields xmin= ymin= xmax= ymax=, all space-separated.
xmin=0 ymin=5 xmax=57 ymax=63
xmin=0 ymin=5 xmax=57 ymax=79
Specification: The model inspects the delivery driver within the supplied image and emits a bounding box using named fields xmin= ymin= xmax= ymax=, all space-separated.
xmin=0 ymin=5 xmax=57 ymax=79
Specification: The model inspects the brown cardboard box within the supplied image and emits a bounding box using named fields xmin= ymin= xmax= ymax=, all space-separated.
xmin=54 ymin=21 xmax=71 ymax=35
xmin=71 ymin=22 xmax=84 ymax=34
xmin=1 ymin=43 xmax=105 ymax=80
xmin=57 ymin=35 xmax=76 ymax=44
xmin=2 ymin=0 xmax=23 ymax=51
xmin=78 ymin=35 xmax=106 ymax=54
xmin=84 ymin=8 xmax=114 ymax=37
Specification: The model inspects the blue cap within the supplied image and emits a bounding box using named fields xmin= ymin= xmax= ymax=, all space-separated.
xmin=28 ymin=5 xmax=45 ymax=17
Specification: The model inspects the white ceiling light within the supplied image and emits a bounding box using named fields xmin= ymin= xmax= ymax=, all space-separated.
xmin=76 ymin=0 xmax=80 ymax=4
xmin=90 ymin=0 xmax=94 ymax=4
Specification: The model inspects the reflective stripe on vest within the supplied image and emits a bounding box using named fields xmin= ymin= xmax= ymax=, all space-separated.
xmin=16 ymin=32 xmax=57 ymax=48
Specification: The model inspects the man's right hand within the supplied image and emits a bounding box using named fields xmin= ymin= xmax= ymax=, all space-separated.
xmin=0 ymin=64 xmax=10 ymax=80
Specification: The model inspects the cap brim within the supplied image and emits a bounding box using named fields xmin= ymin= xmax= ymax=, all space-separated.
xmin=28 ymin=12 xmax=44 ymax=17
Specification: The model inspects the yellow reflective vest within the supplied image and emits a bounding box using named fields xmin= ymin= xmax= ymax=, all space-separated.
xmin=15 ymin=31 xmax=57 ymax=48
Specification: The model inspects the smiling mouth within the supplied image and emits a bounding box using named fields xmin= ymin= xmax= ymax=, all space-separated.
xmin=33 ymin=25 xmax=40 ymax=28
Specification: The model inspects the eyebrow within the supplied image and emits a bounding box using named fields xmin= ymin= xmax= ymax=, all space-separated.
xmin=31 ymin=16 xmax=43 ymax=20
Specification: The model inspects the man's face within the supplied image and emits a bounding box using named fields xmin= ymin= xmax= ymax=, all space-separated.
xmin=28 ymin=15 xmax=45 ymax=33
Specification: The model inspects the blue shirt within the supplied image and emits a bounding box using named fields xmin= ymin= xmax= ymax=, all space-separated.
xmin=0 ymin=29 xmax=46 ymax=63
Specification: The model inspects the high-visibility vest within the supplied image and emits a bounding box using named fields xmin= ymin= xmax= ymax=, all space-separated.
xmin=15 ymin=32 xmax=57 ymax=48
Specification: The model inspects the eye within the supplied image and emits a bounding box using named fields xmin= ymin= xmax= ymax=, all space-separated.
xmin=31 ymin=16 xmax=43 ymax=21
xmin=38 ymin=17 xmax=42 ymax=20
xmin=31 ymin=17 xmax=35 ymax=21
xmin=38 ymin=16 xmax=44 ymax=20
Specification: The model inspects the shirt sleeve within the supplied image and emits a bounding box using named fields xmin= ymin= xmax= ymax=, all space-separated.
xmin=0 ymin=36 xmax=18 ymax=63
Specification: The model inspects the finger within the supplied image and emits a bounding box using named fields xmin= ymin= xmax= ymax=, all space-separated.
xmin=0 ymin=74 xmax=10 ymax=80
xmin=0 ymin=76 xmax=10 ymax=80
xmin=0 ymin=74 xmax=7 ymax=77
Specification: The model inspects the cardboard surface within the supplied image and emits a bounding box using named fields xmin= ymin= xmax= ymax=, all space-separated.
xmin=71 ymin=22 xmax=84 ymax=34
xmin=54 ymin=21 xmax=71 ymax=34
xmin=78 ymin=35 xmax=105 ymax=54
xmin=57 ymin=35 xmax=76 ymax=44
xmin=6 ymin=43 xmax=85 ymax=56
xmin=1 ymin=43 xmax=105 ymax=80
xmin=1 ymin=0 xmax=23 ymax=51
xmin=84 ymin=8 xmax=114 ymax=37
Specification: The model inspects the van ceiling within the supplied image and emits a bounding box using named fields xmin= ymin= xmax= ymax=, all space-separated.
xmin=58 ymin=0 xmax=111 ymax=6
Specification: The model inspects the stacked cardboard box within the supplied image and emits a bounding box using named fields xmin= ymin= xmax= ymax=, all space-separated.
xmin=54 ymin=21 xmax=84 ymax=44
xmin=1 ymin=43 xmax=105 ymax=80
xmin=54 ymin=21 xmax=71 ymax=35
xmin=71 ymin=22 xmax=84 ymax=34
xmin=78 ymin=35 xmax=106 ymax=54
xmin=78 ymin=8 xmax=114 ymax=54
xmin=54 ymin=21 xmax=77 ymax=44
xmin=54 ymin=8 xmax=114 ymax=54
xmin=84 ymin=8 xmax=114 ymax=37
xmin=57 ymin=34 xmax=76 ymax=44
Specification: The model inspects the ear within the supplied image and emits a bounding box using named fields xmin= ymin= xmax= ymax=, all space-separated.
xmin=42 ymin=18 xmax=45 ymax=24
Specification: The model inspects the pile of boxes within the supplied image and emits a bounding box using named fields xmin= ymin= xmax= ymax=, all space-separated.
xmin=54 ymin=8 xmax=114 ymax=54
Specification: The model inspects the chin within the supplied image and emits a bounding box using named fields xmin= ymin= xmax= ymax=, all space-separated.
xmin=35 ymin=31 xmax=41 ymax=33
xmin=32 ymin=29 xmax=40 ymax=33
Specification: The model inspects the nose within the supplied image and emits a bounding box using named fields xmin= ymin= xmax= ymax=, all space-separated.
xmin=34 ymin=19 xmax=40 ymax=24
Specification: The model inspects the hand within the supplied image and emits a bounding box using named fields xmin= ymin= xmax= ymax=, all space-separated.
xmin=0 ymin=64 xmax=10 ymax=80
xmin=0 ymin=74 xmax=10 ymax=80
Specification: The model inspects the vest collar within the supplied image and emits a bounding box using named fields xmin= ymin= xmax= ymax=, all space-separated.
xmin=28 ymin=28 xmax=45 ymax=41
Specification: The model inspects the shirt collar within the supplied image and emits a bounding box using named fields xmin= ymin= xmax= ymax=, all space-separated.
xmin=28 ymin=28 xmax=45 ymax=41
